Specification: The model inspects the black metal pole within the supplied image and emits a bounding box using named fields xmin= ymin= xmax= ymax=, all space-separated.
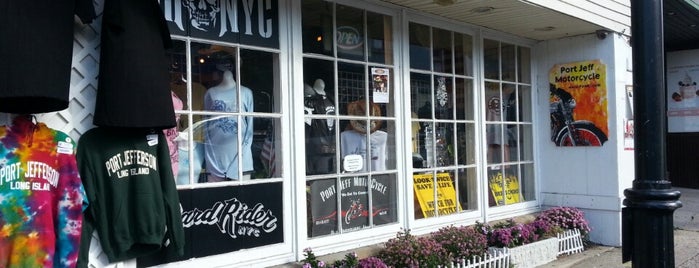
xmin=622 ymin=0 xmax=682 ymax=267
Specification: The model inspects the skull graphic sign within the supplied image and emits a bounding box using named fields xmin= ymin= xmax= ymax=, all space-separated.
xmin=182 ymin=0 xmax=220 ymax=31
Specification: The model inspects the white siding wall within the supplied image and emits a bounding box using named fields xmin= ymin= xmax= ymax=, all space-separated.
xmin=534 ymin=33 xmax=633 ymax=246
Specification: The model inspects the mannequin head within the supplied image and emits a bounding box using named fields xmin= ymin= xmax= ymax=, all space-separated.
xmin=215 ymin=69 xmax=236 ymax=89
xmin=304 ymin=83 xmax=316 ymax=97
xmin=313 ymin=79 xmax=326 ymax=96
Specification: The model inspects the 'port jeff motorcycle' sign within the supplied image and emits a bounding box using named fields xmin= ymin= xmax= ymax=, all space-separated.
xmin=549 ymin=60 xmax=608 ymax=146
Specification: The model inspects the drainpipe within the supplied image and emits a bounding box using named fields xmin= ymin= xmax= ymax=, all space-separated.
xmin=622 ymin=0 xmax=682 ymax=267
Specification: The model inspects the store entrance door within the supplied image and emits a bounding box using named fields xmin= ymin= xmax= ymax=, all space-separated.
xmin=667 ymin=133 xmax=699 ymax=189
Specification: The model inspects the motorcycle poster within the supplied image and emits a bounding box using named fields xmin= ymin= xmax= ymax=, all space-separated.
xmin=549 ymin=60 xmax=609 ymax=146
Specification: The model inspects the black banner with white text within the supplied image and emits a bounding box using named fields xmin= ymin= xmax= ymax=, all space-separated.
xmin=138 ymin=182 xmax=283 ymax=266
xmin=160 ymin=0 xmax=279 ymax=48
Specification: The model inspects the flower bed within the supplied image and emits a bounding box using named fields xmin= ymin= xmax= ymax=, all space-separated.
xmin=301 ymin=206 xmax=590 ymax=268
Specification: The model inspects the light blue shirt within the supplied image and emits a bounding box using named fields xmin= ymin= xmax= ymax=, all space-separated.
xmin=203 ymin=81 xmax=254 ymax=180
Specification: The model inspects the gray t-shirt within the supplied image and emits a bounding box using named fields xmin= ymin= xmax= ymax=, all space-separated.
xmin=341 ymin=130 xmax=387 ymax=172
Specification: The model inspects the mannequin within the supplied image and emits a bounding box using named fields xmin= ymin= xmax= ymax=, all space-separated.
xmin=485 ymin=89 xmax=509 ymax=164
xmin=203 ymin=70 xmax=254 ymax=181
xmin=304 ymin=83 xmax=316 ymax=98
xmin=313 ymin=78 xmax=327 ymax=96
xmin=340 ymin=100 xmax=388 ymax=172
xmin=305 ymin=79 xmax=336 ymax=174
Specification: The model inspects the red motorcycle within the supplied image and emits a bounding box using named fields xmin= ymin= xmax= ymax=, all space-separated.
xmin=549 ymin=84 xmax=607 ymax=146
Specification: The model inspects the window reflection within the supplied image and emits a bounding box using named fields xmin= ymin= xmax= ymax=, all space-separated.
xmin=302 ymin=0 xmax=334 ymax=56
xmin=483 ymin=39 xmax=533 ymax=208
xmin=336 ymin=5 xmax=365 ymax=61
xmin=367 ymin=12 xmax=393 ymax=64
xmin=409 ymin=23 xmax=431 ymax=71
xmin=167 ymin=41 xmax=281 ymax=185
xmin=432 ymin=28 xmax=452 ymax=74
xmin=303 ymin=2 xmax=397 ymax=238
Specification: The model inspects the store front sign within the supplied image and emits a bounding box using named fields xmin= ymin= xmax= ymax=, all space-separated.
xmin=138 ymin=182 xmax=283 ymax=266
xmin=336 ymin=26 xmax=363 ymax=50
xmin=161 ymin=0 xmax=279 ymax=48
xmin=310 ymin=176 xmax=396 ymax=236
xmin=549 ymin=60 xmax=608 ymax=146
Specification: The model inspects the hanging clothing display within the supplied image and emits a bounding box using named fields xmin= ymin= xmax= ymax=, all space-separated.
xmin=0 ymin=1 xmax=95 ymax=113
xmin=76 ymin=127 xmax=184 ymax=265
xmin=305 ymin=94 xmax=336 ymax=155
xmin=485 ymin=89 xmax=507 ymax=146
xmin=340 ymin=100 xmax=387 ymax=172
xmin=164 ymin=91 xmax=184 ymax=177
xmin=203 ymin=71 xmax=254 ymax=180
xmin=92 ymin=0 xmax=176 ymax=129
xmin=304 ymin=91 xmax=336 ymax=174
xmin=340 ymin=130 xmax=388 ymax=172
xmin=0 ymin=115 xmax=86 ymax=268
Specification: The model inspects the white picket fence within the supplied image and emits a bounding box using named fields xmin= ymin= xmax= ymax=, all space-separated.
xmin=557 ymin=228 xmax=585 ymax=256
xmin=447 ymin=249 xmax=510 ymax=268
xmin=444 ymin=228 xmax=585 ymax=268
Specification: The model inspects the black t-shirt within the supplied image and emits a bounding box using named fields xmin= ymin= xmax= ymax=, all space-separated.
xmin=93 ymin=0 xmax=175 ymax=129
xmin=305 ymin=94 xmax=336 ymax=154
xmin=0 ymin=1 xmax=96 ymax=113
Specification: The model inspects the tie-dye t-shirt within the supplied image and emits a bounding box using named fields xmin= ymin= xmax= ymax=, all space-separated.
xmin=0 ymin=115 xmax=86 ymax=268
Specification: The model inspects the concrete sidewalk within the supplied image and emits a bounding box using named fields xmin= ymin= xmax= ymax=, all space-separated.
xmin=541 ymin=187 xmax=699 ymax=268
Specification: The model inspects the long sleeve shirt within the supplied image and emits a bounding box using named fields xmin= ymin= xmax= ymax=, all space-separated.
xmin=0 ymin=115 xmax=86 ymax=268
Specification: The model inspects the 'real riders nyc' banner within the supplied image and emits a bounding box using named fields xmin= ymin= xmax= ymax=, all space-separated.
xmin=160 ymin=0 xmax=279 ymax=49
xmin=549 ymin=60 xmax=609 ymax=146
xmin=138 ymin=183 xmax=283 ymax=266
xmin=309 ymin=176 xmax=396 ymax=237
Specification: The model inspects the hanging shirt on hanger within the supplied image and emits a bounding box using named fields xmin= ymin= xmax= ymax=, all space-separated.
xmin=0 ymin=115 xmax=86 ymax=268
xmin=92 ymin=0 xmax=176 ymax=129
xmin=0 ymin=1 xmax=95 ymax=113
xmin=76 ymin=127 xmax=185 ymax=265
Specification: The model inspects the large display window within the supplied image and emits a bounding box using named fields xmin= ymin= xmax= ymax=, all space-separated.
xmin=302 ymin=0 xmax=398 ymax=238
xmin=483 ymin=39 xmax=535 ymax=207
xmin=148 ymin=0 xmax=285 ymax=264
xmin=409 ymin=22 xmax=478 ymax=219
xmin=168 ymin=41 xmax=282 ymax=184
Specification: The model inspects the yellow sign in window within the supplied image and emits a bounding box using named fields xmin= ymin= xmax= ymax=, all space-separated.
xmin=488 ymin=170 xmax=521 ymax=206
xmin=413 ymin=173 xmax=461 ymax=218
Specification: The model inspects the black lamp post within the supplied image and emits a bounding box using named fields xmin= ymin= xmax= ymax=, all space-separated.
xmin=622 ymin=0 xmax=682 ymax=267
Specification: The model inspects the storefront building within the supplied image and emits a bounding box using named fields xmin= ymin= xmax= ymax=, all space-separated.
xmin=29 ymin=0 xmax=633 ymax=267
